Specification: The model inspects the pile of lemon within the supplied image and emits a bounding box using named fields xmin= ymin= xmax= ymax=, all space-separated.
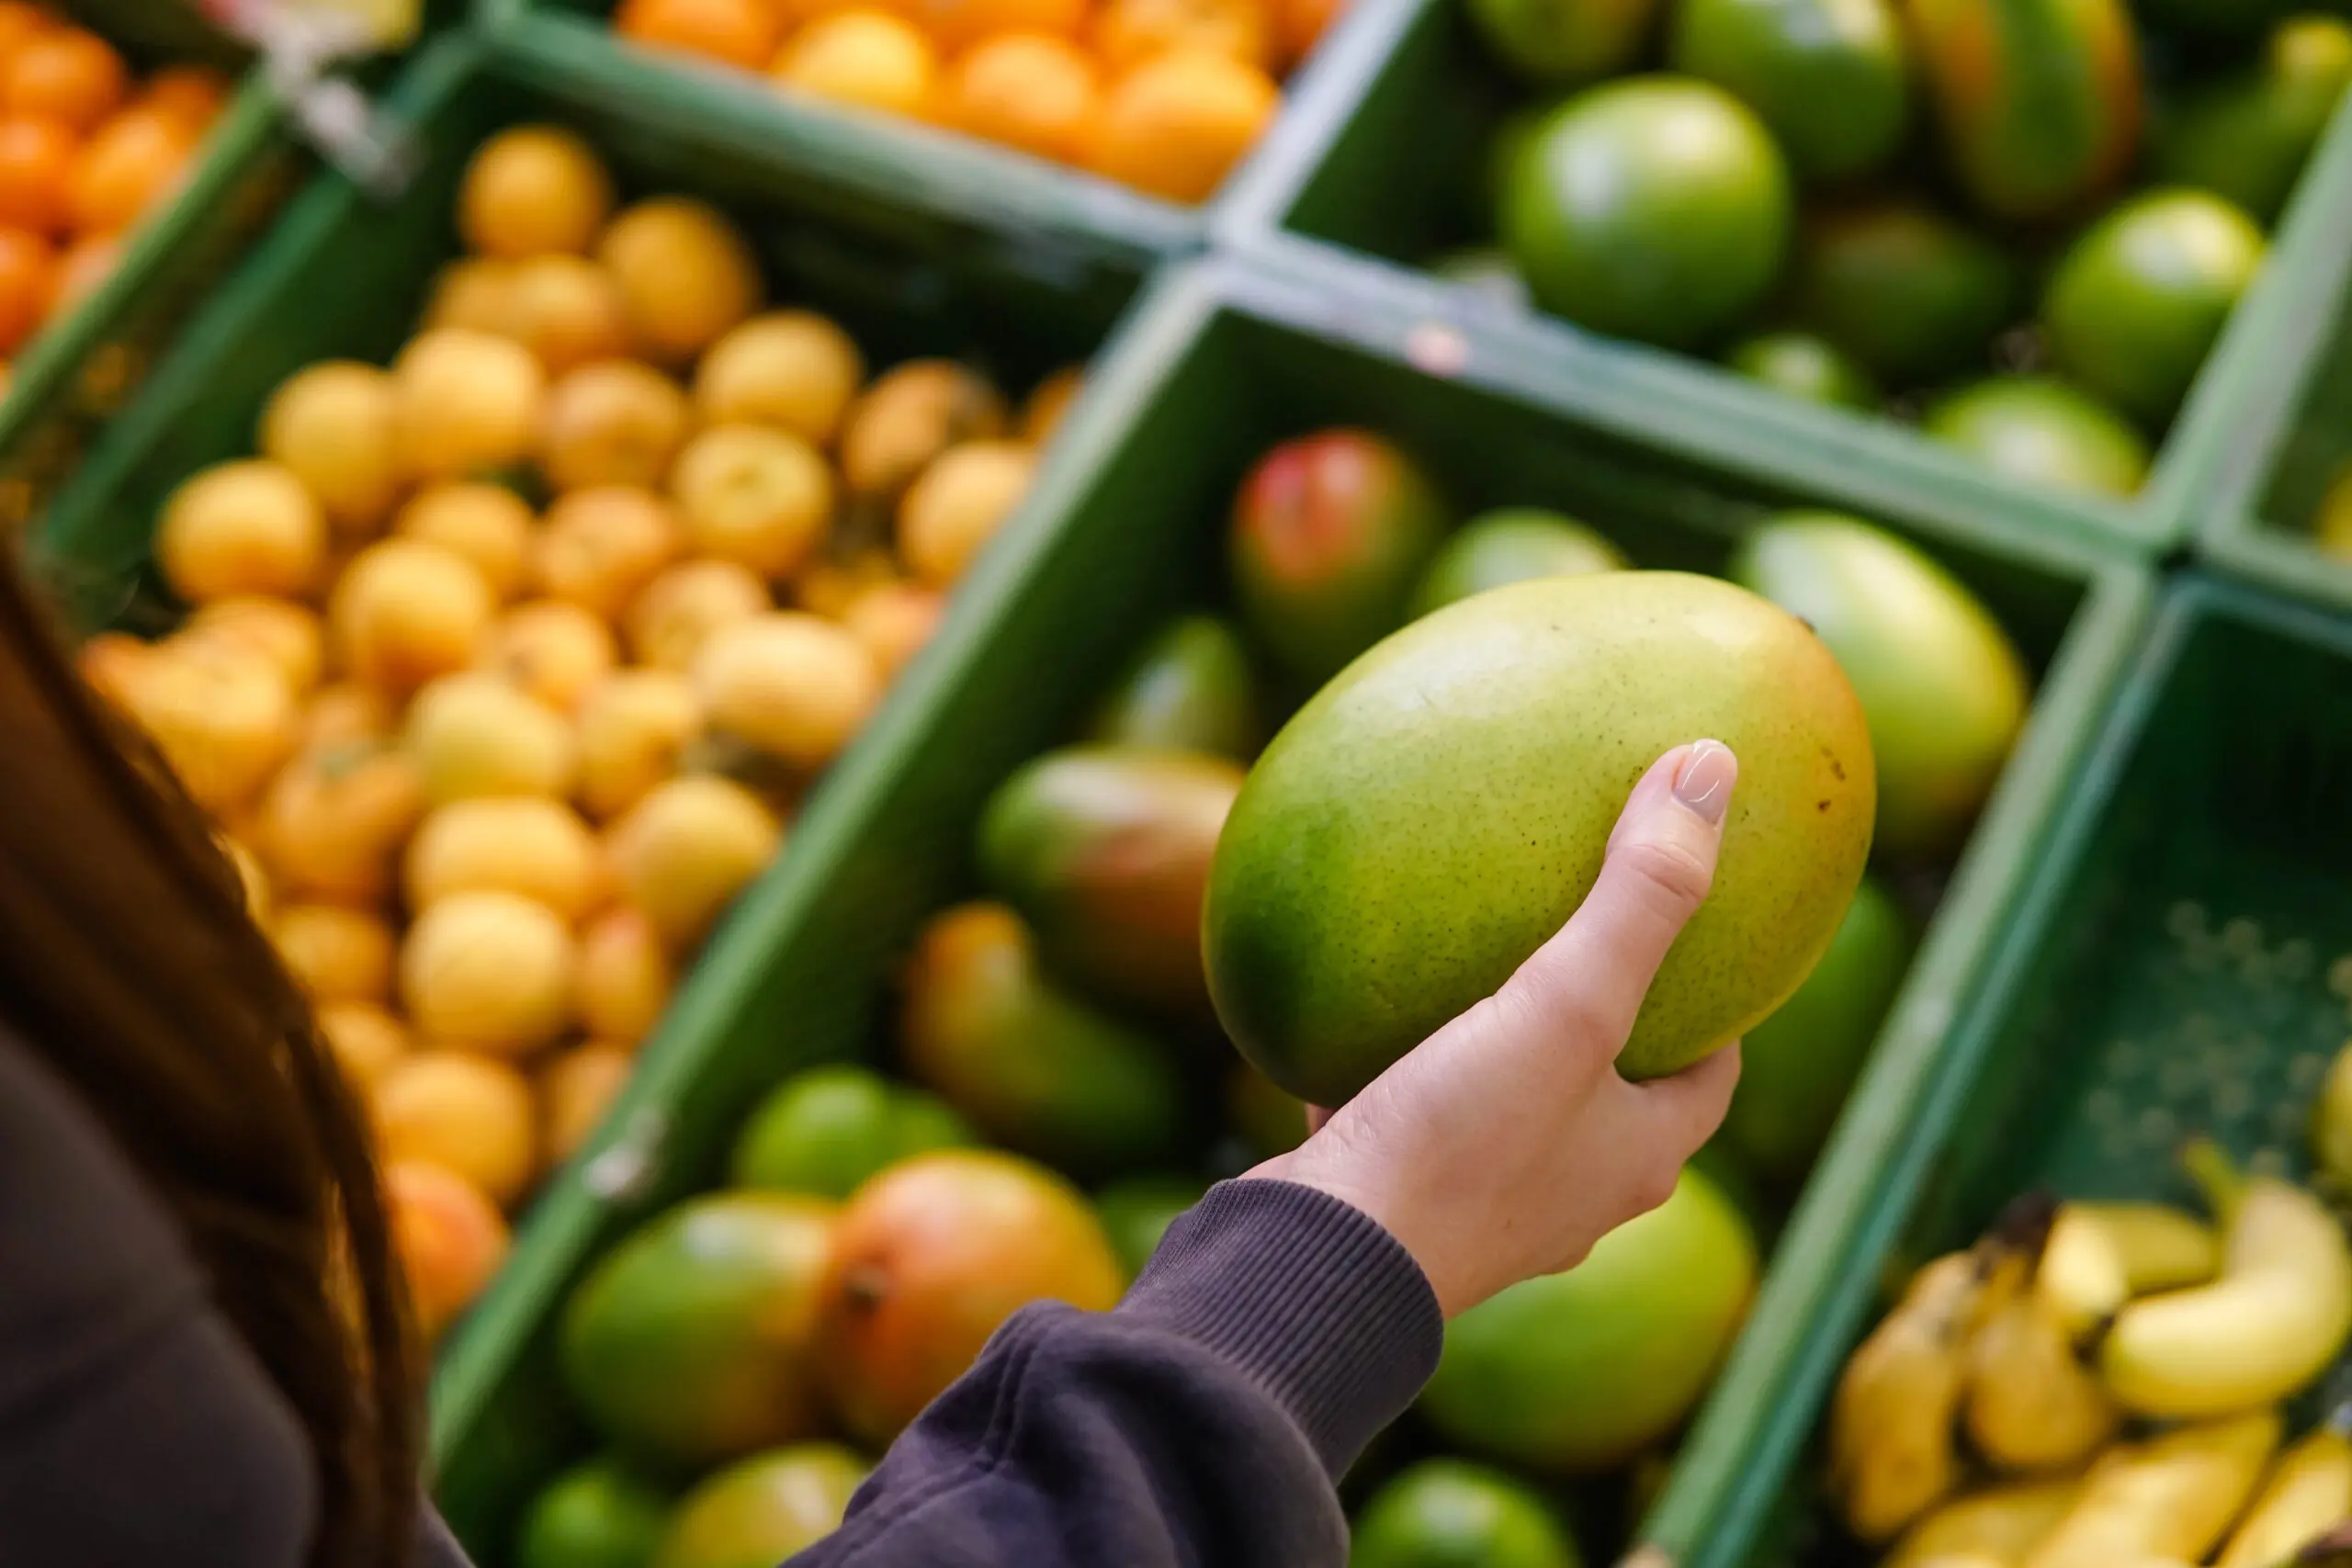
xmin=84 ymin=122 xmax=1080 ymax=1340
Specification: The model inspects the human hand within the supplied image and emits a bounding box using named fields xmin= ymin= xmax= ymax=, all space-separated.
xmin=1246 ymin=741 xmax=1745 ymax=1318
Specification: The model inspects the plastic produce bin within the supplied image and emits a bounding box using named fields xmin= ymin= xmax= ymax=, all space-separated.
xmin=385 ymin=245 xmax=2147 ymax=1560
xmin=1216 ymin=0 xmax=2352 ymax=559
xmin=1645 ymin=574 xmax=2352 ymax=1568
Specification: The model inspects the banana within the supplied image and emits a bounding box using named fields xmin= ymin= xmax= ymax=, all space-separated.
xmin=1830 ymin=1248 xmax=1996 ymax=1541
xmin=2022 ymin=1408 xmax=2284 ymax=1568
xmin=2039 ymin=1201 xmax=2218 ymax=1338
xmin=1963 ymin=1280 xmax=2120 ymax=1472
xmin=2100 ymin=1145 xmax=2352 ymax=1418
xmin=1886 ymin=1473 xmax=2085 ymax=1568
xmin=2216 ymin=1416 xmax=2352 ymax=1568
xmin=2313 ymin=1043 xmax=2352 ymax=1190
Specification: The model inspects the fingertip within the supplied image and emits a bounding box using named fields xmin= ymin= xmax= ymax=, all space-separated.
xmin=1669 ymin=739 xmax=1736 ymax=827
xmin=1636 ymin=1041 xmax=1743 ymax=1152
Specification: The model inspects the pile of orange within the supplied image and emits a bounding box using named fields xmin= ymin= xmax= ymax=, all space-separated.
xmin=611 ymin=0 xmax=1344 ymax=203
xmin=84 ymin=123 xmax=1080 ymax=1341
xmin=0 ymin=5 xmax=231 ymax=371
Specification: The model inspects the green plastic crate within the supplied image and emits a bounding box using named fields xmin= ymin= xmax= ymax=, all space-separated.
xmin=386 ymin=243 xmax=2141 ymax=1559
xmin=1645 ymin=573 xmax=2352 ymax=1568
xmin=1216 ymin=0 xmax=2352 ymax=559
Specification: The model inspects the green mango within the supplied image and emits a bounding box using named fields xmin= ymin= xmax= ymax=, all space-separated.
xmin=1717 ymin=875 xmax=1914 ymax=1181
xmin=1408 ymin=508 xmax=1626 ymax=618
xmin=1086 ymin=615 xmax=1261 ymax=761
xmin=1668 ymin=0 xmax=1911 ymax=183
xmin=1096 ymin=1174 xmax=1211 ymax=1278
xmin=730 ymin=1065 xmax=975 ymax=1199
xmin=1724 ymin=331 xmax=1881 ymax=410
xmin=653 ymin=1445 xmax=868 ymax=1568
xmin=1909 ymin=0 xmax=2144 ymax=221
xmin=1419 ymin=1168 xmax=1758 ymax=1472
xmin=1790 ymin=201 xmax=2018 ymax=386
xmin=1464 ymin=0 xmax=1659 ymax=82
xmin=978 ymin=745 xmax=1245 ymax=1013
xmin=1351 ymin=1461 xmax=1583 ymax=1568
xmin=2153 ymin=17 xmax=2352 ymax=225
xmin=1230 ymin=429 xmax=1453 ymax=687
xmin=1204 ymin=571 xmax=1875 ymax=1107
xmin=1924 ymin=375 xmax=2150 ymax=499
xmin=516 ymin=1459 xmax=671 ymax=1568
xmin=899 ymin=902 xmax=1189 ymax=1176
xmin=1728 ymin=512 xmax=2030 ymax=861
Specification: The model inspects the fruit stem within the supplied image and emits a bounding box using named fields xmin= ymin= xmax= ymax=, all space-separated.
xmin=2180 ymin=1139 xmax=2246 ymax=1224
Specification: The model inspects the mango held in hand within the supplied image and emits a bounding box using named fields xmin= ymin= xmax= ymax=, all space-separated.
xmin=1204 ymin=571 xmax=1874 ymax=1106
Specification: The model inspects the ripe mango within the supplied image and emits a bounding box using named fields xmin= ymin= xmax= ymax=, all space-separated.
xmin=1203 ymin=572 xmax=1874 ymax=1106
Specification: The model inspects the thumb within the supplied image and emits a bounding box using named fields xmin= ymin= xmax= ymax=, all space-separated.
xmin=1497 ymin=740 xmax=1736 ymax=1050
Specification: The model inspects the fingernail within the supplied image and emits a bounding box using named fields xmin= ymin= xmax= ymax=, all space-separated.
xmin=1672 ymin=740 xmax=1736 ymax=825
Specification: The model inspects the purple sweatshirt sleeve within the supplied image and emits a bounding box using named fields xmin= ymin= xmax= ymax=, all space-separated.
xmin=790 ymin=1179 xmax=1445 ymax=1568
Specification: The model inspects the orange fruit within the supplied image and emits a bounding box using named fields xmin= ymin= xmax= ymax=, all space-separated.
xmin=328 ymin=538 xmax=496 ymax=696
xmin=841 ymin=581 xmax=943 ymax=676
xmin=1093 ymin=0 xmax=1272 ymax=73
xmin=258 ymin=361 xmax=404 ymax=536
xmin=385 ymin=1160 xmax=511 ymax=1341
xmin=1085 ymin=50 xmax=1277 ymax=202
xmin=607 ymin=774 xmax=783 ymax=949
xmin=538 ymin=359 xmax=693 ymax=493
xmin=406 ymin=796 xmax=604 ymax=921
xmin=669 ymin=423 xmax=833 ymax=581
xmin=543 ymin=1043 xmax=639 ymax=1165
xmin=140 ymin=64 xmax=232 ymax=135
xmin=156 ymin=459 xmax=327 ymax=604
xmin=626 ymin=558 xmax=772 ymax=671
xmin=503 ymin=254 xmax=632 ymax=377
xmin=902 ymin=0 xmax=1083 ymax=52
xmin=393 ymin=483 xmax=535 ymax=602
xmin=836 ymin=358 xmax=1007 ymax=502
xmin=423 ymin=256 xmax=517 ymax=334
xmin=405 ymin=671 xmax=577 ymax=805
xmin=692 ymin=611 xmax=881 ymax=770
xmin=694 ymin=310 xmax=865 ymax=443
xmin=76 ymin=629 xmax=153 ymax=708
xmin=318 ymin=1000 xmax=408 ymax=1088
xmin=66 ymin=106 xmax=192 ymax=236
xmin=575 ymin=669 xmax=704 ymax=821
xmin=770 ymin=12 xmax=940 ymax=119
xmin=897 ymin=439 xmax=1035 ymax=586
xmin=476 ymin=600 xmax=619 ymax=713
xmin=374 ymin=1051 xmax=539 ymax=1207
xmin=272 ymin=902 xmax=397 ymax=1007
xmin=122 ymin=643 xmax=299 ymax=815
xmin=535 ymin=486 xmax=684 ymax=620
xmin=399 ymin=890 xmax=580 ymax=1058
xmin=392 ymin=327 xmax=548 ymax=483
xmin=179 ymin=595 xmax=326 ymax=695
xmin=616 ymin=0 xmax=784 ymax=70
xmin=596 ymin=197 xmax=762 ymax=366
xmin=257 ymin=739 xmax=424 ymax=907
xmin=1021 ymin=364 xmax=1082 ymax=445
xmin=941 ymin=34 xmax=1097 ymax=163
xmin=577 ymin=906 xmax=675 ymax=1044
xmin=51 ymin=231 xmax=115 ymax=311
xmin=299 ymin=682 xmax=394 ymax=752
xmin=0 ymin=114 xmax=74 ymax=232
xmin=0 ymin=4 xmax=51 ymax=64
xmin=2 ymin=28 xmax=125 ymax=134
xmin=790 ymin=547 xmax=896 ymax=618
xmin=0 ymin=222 xmax=52 ymax=354
xmin=1276 ymin=0 xmax=1345 ymax=65
xmin=458 ymin=124 xmax=616 ymax=260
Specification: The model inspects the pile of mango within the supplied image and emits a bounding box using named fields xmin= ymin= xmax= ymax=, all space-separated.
xmin=503 ymin=423 xmax=2034 ymax=1567
xmin=80 ymin=120 xmax=1079 ymax=1344
xmin=1449 ymin=0 xmax=2350 ymax=501
xmin=607 ymin=0 xmax=1343 ymax=204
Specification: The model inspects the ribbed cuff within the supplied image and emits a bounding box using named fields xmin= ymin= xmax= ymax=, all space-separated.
xmin=1116 ymin=1178 xmax=1443 ymax=1477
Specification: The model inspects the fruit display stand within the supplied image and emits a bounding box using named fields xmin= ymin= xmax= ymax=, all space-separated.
xmin=1214 ymin=0 xmax=2352 ymax=558
xmin=1641 ymin=573 xmax=2352 ymax=1568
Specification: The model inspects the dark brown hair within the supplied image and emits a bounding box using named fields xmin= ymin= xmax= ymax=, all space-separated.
xmin=0 ymin=545 xmax=420 ymax=1568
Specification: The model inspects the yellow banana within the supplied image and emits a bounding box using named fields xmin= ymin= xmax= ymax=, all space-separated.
xmin=2216 ymin=1417 xmax=2352 ymax=1568
xmin=1965 ymin=1280 xmax=2120 ymax=1472
xmin=2100 ymin=1145 xmax=2352 ymax=1418
xmin=2022 ymin=1407 xmax=2284 ymax=1568
xmin=1830 ymin=1249 xmax=1993 ymax=1541
xmin=1886 ymin=1473 xmax=2085 ymax=1568
xmin=2039 ymin=1201 xmax=2218 ymax=1338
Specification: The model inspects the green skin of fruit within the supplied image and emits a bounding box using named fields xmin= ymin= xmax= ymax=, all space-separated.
xmin=1408 ymin=509 xmax=1627 ymax=619
xmin=1728 ymin=512 xmax=2030 ymax=861
xmin=1204 ymin=571 xmax=1876 ymax=1107
xmin=1464 ymin=0 xmax=1658 ymax=83
xmin=1503 ymin=77 xmax=1794 ymax=352
xmin=653 ymin=1444 xmax=869 ymax=1568
xmin=2153 ymin=17 xmax=2352 ymax=226
xmin=560 ymin=1195 xmax=836 ymax=1469
xmin=899 ymin=902 xmax=1188 ymax=1177
xmin=1723 ymin=331 xmax=1880 ymax=411
xmin=1909 ymin=0 xmax=2144 ymax=223
xmin=1715 ymin=874 xmax=1914 ymax=1182
xmin=1231 ymin=430 xmax=1453 ymax=689
xmin=1350 ymin=1459 xmax=1583 ymax=1568
xmin=1792 ymin=202 xmax=2017 ymax=386
xmin=978 ymin=745 xmax=1245 ymax=1015
xmin=2041 ymin=188 xmax=2267 ymax=429
xmin=1086 ymin=615 xmax=1262 ymax=761
xmin=515 ymin=1459 xmax=671 ymax=1568
xmin=1925 ymin=375 xmax=2151 ymax=499
xmin=1419 ymin=1168 xmax=1758 ymax=1472
xmin=1096 ymin=1174 xmax=1211 ymax=1279
xmin=730 ymin=1064 xmax=976 ymax=1199
xmin=1667 ymin=0 xmax=1910 ymax=183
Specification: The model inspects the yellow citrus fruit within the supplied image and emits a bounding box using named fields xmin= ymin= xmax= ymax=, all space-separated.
xmin=272 ymin=902 xmax=397 ymax=1007
xmin=77 ymin=630 xmax=154 ymax=710
xmin=596 ymin=197 xmax=761 ymax=366
xmin=1092 ymin=0 xmax=1270 ymax=72
xmin=392 ymin=327 xmax=548 ymax=484
xmin=542 ymin=1042 xmax=639 ymax=1166
xmin=400 ymin=889 xmax=580 ymax=1057
xmin=257 ymin=739 xmax=424 ymax=907
xmin=503 ymin=254 xmax=635 ymax=378
xmin=476 ymin=599 xmax=619 ymax=713
xmin=120 ymin=643 xmax=299 ymax=814
xmin=299 ymin=681 xmax=395 ymax=753
xmin=841 ymin=581 xmax=943 ymax=676
xmin=406 ymin=795 xmax=605 ymax=922
xmin=771 ymin=12 xmax=941 ymax=119
xmin=318 ymin=1000 xmax=408 ymax=1088
xmin=693 ymin=611 xmax=882 ymax=770
xmin=535 ymin=486 xmax=685 ymax=620
xmin=898 ymin=439 xmax=1035 ymax=586
xmin=837 ymin=359 xmax=1006 ymax=502
xmin=793 ymin=548 xmax=898 ymax=619
xmin=1021 ymin=365 xmax=1082 ymax=445
xmin=671 ymin=423 xmax=833 ymax=580
xmin=178 ymin=595 xmax=326 ymax=696
xmin=942 ymin=33 xmax=1098 ymax=163
xmin=903 ymin=0 xmax=1083 ymax=52
xmin=405 ymin=671 xmax=577 ymax=804
xmin=577 ymin=905 xmax=676 ymax=1046
xmin=458 ymin=124 xmax=616 ymax=261
xmin=329 ymin=538 xmax=496 ymax=696
xmin=374 ymin=1051 xmax=538 ymax=1208
xmin=257 ymin=361 xmax=405 ymax=536
xmin=539 ymin=359 xmax=695 ymax=493
xmin=155 ymin=458 xmax=327 ymax=604
xmin=1085 ymin=50 xmax=1277 ymax=203
xmin=626 ymin=558 xmax=773 ymax=671
xmin=423 ymin=257 xmax=518 ymax=334
xmin=694 ymin=310 xmax=865 ymax=444
xmin=576 ymin=668 xmax=704 ymax=820
xmin=385 ymin=1160 xmax=511 ymax=1341
xmin=617 ymin=0 xmax=785 ymax=68
xmin=607 ymin=774 xmax=783 ymax=949
xmin=393 ymin=483 xmax=536 ymax=601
